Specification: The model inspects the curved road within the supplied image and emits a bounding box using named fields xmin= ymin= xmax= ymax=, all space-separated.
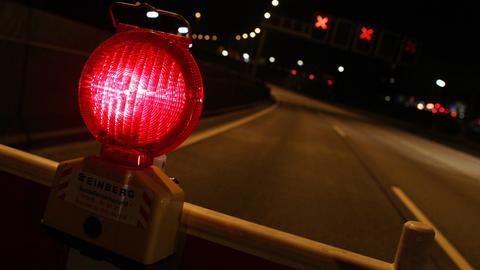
xmin=32 ymin=85 xmax=480 ymax=270
xmin=166 ymin=86 xmax=479 ymax=270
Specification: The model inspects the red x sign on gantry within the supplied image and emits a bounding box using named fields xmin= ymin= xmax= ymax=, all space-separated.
xmin=405 ymin=40 xmax=417 ymax=53
xmin=315 ymin=15 xmax=329 ymax=30
xmin=359 ymin=27 xmax=374 ymax=41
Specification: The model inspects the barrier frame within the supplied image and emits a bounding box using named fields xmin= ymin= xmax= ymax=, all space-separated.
xmin=0 ymin=144 xmax=435 ymax=270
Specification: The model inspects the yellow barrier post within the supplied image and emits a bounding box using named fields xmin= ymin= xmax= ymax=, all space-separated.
xmin=393 ymin=221 xmax=435 ymax=270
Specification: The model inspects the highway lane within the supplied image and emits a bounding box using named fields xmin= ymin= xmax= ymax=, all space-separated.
xmin=166 ymin=86 xmax=479 ymax=269
xmin=165 ymin=89 xmax=409 ymax=263
xmin=170 ymin=101 xmax=405 ymax=259
xmin=328 ymin=110 xmax=480 ymax=270
xmin=29 ymin=85 xmax=479 ymax=269
xmin=274 ymin=88 xmax=480 ymax=269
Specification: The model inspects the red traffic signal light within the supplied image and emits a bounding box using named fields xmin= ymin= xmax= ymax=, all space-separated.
xmin=398 ymin=37 xmax=420 ymax=65
xmin=353 ymin=25 xmax=376 ymax=54
xmin=312 ymin=13 xmax=333 ymax=43
xmin=78 ymin=25 xmax=203 ymax=167
xmin=404 ymin=40 xmax=417 ymax=53
xmin=359 ymin=26 xmax=374 ymax=41
xmin=315 ymin=15 xmax=329 ymax=30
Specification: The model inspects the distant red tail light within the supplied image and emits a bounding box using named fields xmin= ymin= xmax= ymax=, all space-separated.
xmin=78 ymin=26 xmax=203 ymax=167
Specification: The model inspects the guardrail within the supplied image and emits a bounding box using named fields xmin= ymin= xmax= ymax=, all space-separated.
xmin=0 ymin=144 xmax=435 ymax=270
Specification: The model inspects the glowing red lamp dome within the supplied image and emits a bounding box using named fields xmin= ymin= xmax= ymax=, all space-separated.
xmin=78 ymin=26 xmax=203 ymax=167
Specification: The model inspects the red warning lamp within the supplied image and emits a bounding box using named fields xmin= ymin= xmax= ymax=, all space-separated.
xmin=291 ymin=69 xmax=297 ymax=75
xmin=79 ymin=12 xmax=203 ymax=167
xmin=44 ymin=3 xmax=195 ymax=266
xmin=327 ymin=79 xmax=333 ymax=86
xmin=309 ymin=74 xmax=315 ymax=80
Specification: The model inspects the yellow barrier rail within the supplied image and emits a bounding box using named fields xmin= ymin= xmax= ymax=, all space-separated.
xmin=0 ymin=144 xmax=434 ymax=270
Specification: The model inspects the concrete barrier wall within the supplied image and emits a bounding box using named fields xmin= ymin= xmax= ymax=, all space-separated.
xmin=0 ymin=1 xmax=110 ymax=139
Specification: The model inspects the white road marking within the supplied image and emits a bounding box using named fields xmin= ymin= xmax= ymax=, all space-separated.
xmin=391 ymin=186 xmax=475 ymax=270
xmin=177 ymin=104 xmax=278 ymax=149
xmin=332 ymin=125 xmax=347 ymax=138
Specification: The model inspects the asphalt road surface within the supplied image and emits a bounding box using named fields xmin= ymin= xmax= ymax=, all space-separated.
xmin=31 ymin=86 xmax=480 ymax=270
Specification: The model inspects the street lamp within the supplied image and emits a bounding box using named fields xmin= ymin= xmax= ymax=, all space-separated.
xmin=436 ymin=79 xmax=446 ymax=88
xmin=146 ymin=11 xmax=159 ymax=18
xmin=177 ymin=26 xmax=188 ymax=34
xmin=243 ymin=53 xmax=250 ymax=62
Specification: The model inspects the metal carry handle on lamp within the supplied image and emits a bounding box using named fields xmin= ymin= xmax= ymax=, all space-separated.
xmin=109 ymin=1 xmax=193 ymax=46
